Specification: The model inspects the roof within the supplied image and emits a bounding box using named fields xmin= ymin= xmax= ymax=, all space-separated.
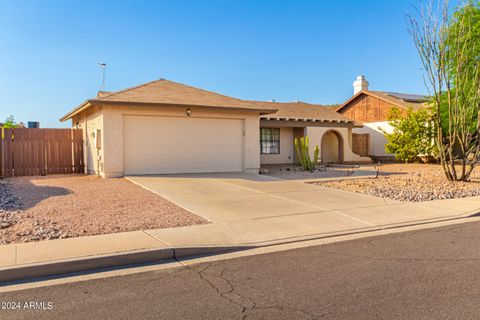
xmin=336 ymin=90 xmax=428 ymax=113
xmin=61 ymin=79 xmax=278 ymax=121
xmin=249 ymin=100 xmax=354 ymax=124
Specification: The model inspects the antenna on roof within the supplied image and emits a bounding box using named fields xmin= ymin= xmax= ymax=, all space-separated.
xmin=97 ymin=63 xmax=107 ymax=91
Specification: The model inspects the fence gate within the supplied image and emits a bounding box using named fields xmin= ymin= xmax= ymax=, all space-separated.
xmin=0 ymin=128 xmax=84 ymax=178
xmin=352 ymin=133 xmax=370 ymax=157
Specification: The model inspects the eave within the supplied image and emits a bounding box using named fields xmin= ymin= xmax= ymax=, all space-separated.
xmin=60 ymin=100 xmax=278 ymax=122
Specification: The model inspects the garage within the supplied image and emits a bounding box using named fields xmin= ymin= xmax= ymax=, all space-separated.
xmin=123 ymin=115 xmax=244 ymax=175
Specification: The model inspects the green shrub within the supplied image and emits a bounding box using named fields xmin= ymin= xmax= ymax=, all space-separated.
xmin=382 ymin=107 xmax=436 ymax=163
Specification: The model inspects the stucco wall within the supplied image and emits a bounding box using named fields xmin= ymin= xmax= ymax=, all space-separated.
xmin=97 ymin=104 xmax=260 ymax=177
xmin=260 ymin=127 xmax=295 ymax=165
xmin=71 ymin=106 xmax=104 ymax=175
xmin=353 ymin=121 xmax=393 ymax=157
xmin=305 ymin=127 xmax=372 ymax=164
xmin=322 ymin=132 xmax=339 ymax=163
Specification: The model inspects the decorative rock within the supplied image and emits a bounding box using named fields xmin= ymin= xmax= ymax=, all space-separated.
xmin=0 ymin=222 xmax=11 ymax=229
xmin=259 ymin=168 xmax=270 ymax=175
xmin=318 ymin=165 xmax=480 ymax=202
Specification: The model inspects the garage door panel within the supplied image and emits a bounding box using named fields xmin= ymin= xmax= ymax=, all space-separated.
xmin=123 ymin=116 xmax=244 ymax=174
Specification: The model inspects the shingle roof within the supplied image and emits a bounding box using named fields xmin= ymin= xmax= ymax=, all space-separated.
xmin=337 ymin=90 xmax=428 ymax=113
xmin=61 ymin=79 xmax=357 ymax=123
xmin=97 ymin=79 xmax=277 ymax=110
xmin=61 ymin=79 xmax=277 ymax=121
xmin=249 ymin=100 xmax=354 ymax=123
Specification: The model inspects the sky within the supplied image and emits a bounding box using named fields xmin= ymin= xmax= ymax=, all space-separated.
xmin=0 ymin=0 xmax=430 ymax=128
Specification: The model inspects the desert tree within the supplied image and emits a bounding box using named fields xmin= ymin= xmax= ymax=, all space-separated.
xmin=408 ymin=0 xmax=480 ymax=181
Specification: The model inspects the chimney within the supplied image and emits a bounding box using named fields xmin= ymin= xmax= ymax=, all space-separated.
xmin=353 ymin=75 xmax=369 ymax=94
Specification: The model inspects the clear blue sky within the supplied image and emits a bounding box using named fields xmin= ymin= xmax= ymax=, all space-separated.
xmin=0 ymin=0 xmax=428 ymax=128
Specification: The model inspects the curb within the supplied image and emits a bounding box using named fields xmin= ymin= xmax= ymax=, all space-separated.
xmin=1 ymin=209 xmax=479 ymax=284
xmin=0 ymin=245 xmax=253 ymax=284
xmin=0 ymin=247 xmax=173 ymax=283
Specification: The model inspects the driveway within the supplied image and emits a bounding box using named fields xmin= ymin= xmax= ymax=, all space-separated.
xmin=126 ymin=173 xmax=390 ymax=224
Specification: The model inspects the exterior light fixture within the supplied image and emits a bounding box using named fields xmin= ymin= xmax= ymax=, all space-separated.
xmin=186 ymin=108 xmax=192 ymax=116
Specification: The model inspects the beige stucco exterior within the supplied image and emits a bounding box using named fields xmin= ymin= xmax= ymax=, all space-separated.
xmin=71 ymin=105 xmax=371 ymax=178
xmin=305 ymin=127 xmax=372 ymax=164
xmin=352 ymin=121 xmax=393 ymax=157
xmin=260 ymin=127 xmax=295 ymax=165
xmin=72 ymin=105 xmax=105 ymax=175
xmin=72 ymin=104 xmax=261 ymax=178
xmin=258 ymin=124 xmax=371 ymax=166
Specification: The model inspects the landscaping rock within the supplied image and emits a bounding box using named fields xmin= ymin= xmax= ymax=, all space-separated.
xmin=317 ymin=163 xmax=480 ymax=202
xmin=259 ymin=168 xmax=270 ymax=175
xmin=0 ymin=175 xmax=207 ymax=245
xmin=263 ymin=165 xmax=357 ymax=180
xmin=0 ymin=222 xmax=11 ymax=229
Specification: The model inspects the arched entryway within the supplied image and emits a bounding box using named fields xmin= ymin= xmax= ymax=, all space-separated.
xmin=321 ymin=130 xmax=344 ymax=164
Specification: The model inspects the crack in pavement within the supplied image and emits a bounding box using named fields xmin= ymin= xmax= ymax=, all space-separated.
xmin=174 ymin=257 xmax=327 ymax=319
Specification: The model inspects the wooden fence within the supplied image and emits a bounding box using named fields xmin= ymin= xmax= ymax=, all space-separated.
xmin=0 ymin=128 xmax=84 ymax=177
xmin=352 ymin=133 xmax=370 ymax=157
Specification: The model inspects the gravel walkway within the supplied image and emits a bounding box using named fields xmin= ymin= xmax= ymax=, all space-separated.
xmin=317 ymin=164 xmax=480 ymax=202
xmin=0 ymin=175 xmax=207 ymax=245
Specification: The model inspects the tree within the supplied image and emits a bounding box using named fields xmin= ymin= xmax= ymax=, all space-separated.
xmin=3 ymin=115 xmax=18 ymax=128
xmin=383 ymin=107 xmax=436 ymax=163
xmin=407 ymin=0 xmax=480 ymax=181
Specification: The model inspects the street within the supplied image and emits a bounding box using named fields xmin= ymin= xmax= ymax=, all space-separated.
xmin=2 ymin=220 xmax=480 ymax=319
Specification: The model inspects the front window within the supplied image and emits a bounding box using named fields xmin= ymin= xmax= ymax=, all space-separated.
xmin=260 ymin=128 xmax=280 ymax=154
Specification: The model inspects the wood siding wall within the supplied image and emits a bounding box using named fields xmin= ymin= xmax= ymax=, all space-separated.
xmin=0 ymin=128 xmax=84 ymax=177
xmin=340 ymin=95 xmax=404 ymax=123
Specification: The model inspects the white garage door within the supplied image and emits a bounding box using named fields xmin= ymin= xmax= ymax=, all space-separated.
xmin=123 ymin=115 xmax=244 ymax=174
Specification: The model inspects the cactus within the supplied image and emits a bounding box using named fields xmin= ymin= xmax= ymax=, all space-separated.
xmin=294 ymin=136 xmax=319 ymax=172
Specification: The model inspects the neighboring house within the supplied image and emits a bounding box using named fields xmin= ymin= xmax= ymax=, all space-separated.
xmin=60 ymin=79 xmax=371 ymax=177
xmin=336 ymin=75 xmax=428 ymax=161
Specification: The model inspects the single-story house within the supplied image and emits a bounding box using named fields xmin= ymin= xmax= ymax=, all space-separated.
xmin=336 ymin=75 xmax=428 ymax=161
xmin=60 ymin=79 xmax=371 ymax=177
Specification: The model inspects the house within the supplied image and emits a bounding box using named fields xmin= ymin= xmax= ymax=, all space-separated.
xmin=336 ymin=75 xmax=428 ymax=161
xmin=60 ymin=79 xmax=371 ymax=177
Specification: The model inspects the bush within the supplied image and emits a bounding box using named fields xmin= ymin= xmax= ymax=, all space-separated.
xmin=382 ymin=107 xmax=436 ymax=163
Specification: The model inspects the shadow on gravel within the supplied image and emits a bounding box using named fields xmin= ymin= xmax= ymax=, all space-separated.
xmin=377 ymin=171 xmax=409 ymax=177
xmin=7 ymin=178 xmax=72 ymax=210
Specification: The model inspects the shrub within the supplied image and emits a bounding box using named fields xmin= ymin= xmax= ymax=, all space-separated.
xmin=382 ymin=107 xmax=436 ymax=163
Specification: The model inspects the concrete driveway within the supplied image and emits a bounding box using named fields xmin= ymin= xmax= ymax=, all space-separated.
xmin=126 ymin=173 xmax=390 ymax=224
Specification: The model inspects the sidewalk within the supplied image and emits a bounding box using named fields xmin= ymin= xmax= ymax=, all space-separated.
xmin=1 ymin=194 xmax=479 ymax=282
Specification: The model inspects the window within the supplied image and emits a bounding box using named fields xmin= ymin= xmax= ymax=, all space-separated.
xmin=260 ymin=128 xmax=280 ymax=154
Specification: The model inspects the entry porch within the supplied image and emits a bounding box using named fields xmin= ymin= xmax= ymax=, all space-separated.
xmin=259 ymin=119 xmax=372 ymax=166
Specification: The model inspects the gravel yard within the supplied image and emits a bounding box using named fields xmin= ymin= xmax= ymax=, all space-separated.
xmin=0 ymin=175 xmax=207 ymax=245
xmin=262 ymin=165 xmax=356 ymax=180
xmin=316 ymin=163 xmax=480 ymax=202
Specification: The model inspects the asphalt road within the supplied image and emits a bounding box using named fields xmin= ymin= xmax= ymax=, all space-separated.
xmin=2 ymin=220 xmax=480 ymax=319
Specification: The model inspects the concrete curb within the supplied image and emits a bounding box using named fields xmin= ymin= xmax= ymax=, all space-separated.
xmin=1 ymin=208 xmax=478 ymax=284
xmin=0 ymin=246 xmax=254 ymax=283
xmin=0 ymin=247 xmax=173 ymax=283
